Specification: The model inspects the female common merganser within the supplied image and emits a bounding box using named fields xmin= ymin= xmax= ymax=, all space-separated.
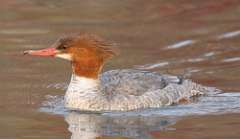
xmin=24 ymin=34 xmax=219 ymax=112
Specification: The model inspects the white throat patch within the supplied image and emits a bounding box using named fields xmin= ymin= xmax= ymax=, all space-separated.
xmin=68 ymin=74 xmax=99 ymax=92
xmin=55 ymin=53 xmax=72 ymax=61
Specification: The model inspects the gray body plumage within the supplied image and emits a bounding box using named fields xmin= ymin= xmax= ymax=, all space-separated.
xmin=64 ymin=69 xmax=219 ymax=112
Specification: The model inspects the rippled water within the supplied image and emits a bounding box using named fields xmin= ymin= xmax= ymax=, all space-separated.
xmin=1 ymin=0 xmax=240 ymax=139
xmin=38 ymin=91 xmax=240 ymax=139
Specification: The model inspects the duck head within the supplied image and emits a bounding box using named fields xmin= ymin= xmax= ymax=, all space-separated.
xmin=24 ymin=34 xmax=116 ymax=79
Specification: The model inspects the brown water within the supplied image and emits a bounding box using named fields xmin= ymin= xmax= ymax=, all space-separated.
xmin=1 ymin=0 xmax=240 ymax=139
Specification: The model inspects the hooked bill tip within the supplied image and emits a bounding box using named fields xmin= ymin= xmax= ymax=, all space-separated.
xmin=23 ymin=50 xmax=32 ymax=55
xmin=23 ymin=50 xmax=30 ymax=55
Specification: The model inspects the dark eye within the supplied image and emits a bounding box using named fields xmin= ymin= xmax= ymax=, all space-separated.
xmin=57 ymin=44 xmax=68 ymax=50
xmin=62 ymin=45 xmax=68 ymax=49
xmin=56 ymin=37 xmax=72 ymax=50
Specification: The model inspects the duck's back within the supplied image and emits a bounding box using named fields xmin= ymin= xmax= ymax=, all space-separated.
xmin=100 ymin=69 xmax=181 ymax=96
xmin=100 ymin=69 xmax=220 ymax=111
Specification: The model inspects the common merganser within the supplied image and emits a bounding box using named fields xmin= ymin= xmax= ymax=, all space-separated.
xmin=24 ymin=34 xmax=220 ymax=112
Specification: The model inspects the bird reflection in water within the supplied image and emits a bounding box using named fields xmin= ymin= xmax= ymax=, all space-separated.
xmin=40 ymin=92 xmax=240 ymax=138
xmin=65 ymin=111 xmax=176 ymax=139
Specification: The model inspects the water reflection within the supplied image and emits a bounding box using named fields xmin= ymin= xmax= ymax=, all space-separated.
xmin=40 ymin=92 xmax=240 ymax=138
xmin=1 ymin=0 xmax=240 ymax=138
xmin=65 ymin=111 xmax=176 ymax=139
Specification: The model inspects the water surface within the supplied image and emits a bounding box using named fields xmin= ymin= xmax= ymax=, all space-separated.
xmin=1 ymin=0 xmax=240 ymax=139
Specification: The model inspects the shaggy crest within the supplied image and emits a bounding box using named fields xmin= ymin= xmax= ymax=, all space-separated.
xmin=53 ymin=34 xmax=118 ymax=79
